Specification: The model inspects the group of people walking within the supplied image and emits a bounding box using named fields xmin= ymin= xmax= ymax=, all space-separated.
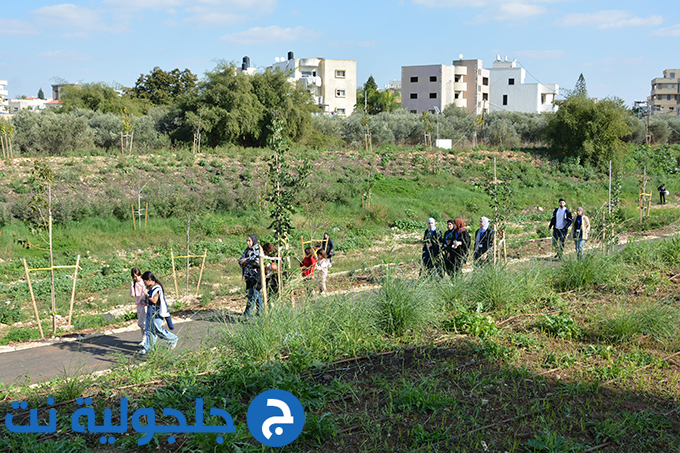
xmin=421 ymin=216 xmax=494 ymax=277
xmin=422 ymin=198 xmax=593 ymax=275
xmin=238 ymin=232 xmax=335 ymax=318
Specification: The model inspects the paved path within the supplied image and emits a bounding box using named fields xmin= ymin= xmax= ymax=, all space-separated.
xmin=0 ymin=310 xmax=238 ymax=386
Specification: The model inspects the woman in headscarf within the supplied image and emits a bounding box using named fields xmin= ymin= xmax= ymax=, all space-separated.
xmin=320 ymin=232 xmax=335 ymax=262
xmin=444 ymin=218 xmax=471 ymax=276
xmin=239 ymin=234 xmax=263 ymax=318
xmin=473 ymin=216 xmax=494 ymax=265
xmin=422 ymin=218 xmax=443 ymax=276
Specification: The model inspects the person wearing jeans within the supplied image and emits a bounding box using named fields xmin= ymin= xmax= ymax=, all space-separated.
xmin=548 ymin=198 xmax=572 ymax=260
xmin=240 ymin=234 xmax=263 ymax=318
xmin=571 ymin=207 xmax=590 ymax=260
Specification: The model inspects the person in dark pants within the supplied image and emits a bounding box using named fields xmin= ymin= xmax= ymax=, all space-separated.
xmin=473 ymin=217 xmax=494 ymax=266
xmin=658 ymin=184 xmax=667 ymax=204
xmin=320 ymin=232 xmax=335 ymax=262
xmin=548 ymin=198 xmax=572 ymax=260
xmin=239 ymin=234 xmax=263 ymax=318
xmin=422 ymin=218 xmax=443 ymax=277
xmin=443 ymin=219 xmax=471 ymax=276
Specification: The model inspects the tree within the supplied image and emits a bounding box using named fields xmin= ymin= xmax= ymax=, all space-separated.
xmin=546 ymin=76 xmax=632 ymax=165
xmin=170 ymin=62 xmax=315 ymax=147
xmin=37 ymin=88 xmax=45 ymax=100
xmin=59 ymin=82 xmax=152 ymax=115
xmin=573 ymin=73 xmax=588 ymax=98
xmin=127 ymin=67 xmax=198 ymax=105
xmin=356 ymin=75 xmax=401 ymax=115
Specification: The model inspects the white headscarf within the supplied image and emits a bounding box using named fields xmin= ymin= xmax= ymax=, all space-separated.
xmin=427 ymin=218 xmax=436 ymax=231
xmin=480 ymin=217 xmax=489 ymax=230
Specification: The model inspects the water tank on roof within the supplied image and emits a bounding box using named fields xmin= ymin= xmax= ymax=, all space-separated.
xmin=242 ymin=56 xmax=250 ymax=71
xmin=288 ymin=51 xmax=294 ymax=61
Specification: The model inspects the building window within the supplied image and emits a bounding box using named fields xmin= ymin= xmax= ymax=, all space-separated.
xmin=541 ymin=94 xmax=546 ymax=104
xmin=671 ymin=107 xmax=675 ymax=112
xmin=410 ymin=93 xmax=418 ymax=99
xmin=508 ymin=78 xmax=515 ymax=85
xmin=503 ymin=95 xmax=508 ymax=105
xmin=430 ymin=76 xmax=437 ymax=82
xmin=336 ymin=108 xmax=346 ymax=115
xmin=410 ymin=76 xmax=418 ymax=83
xmin=410 ymin=110 xmax=417 ymax=114
xmin=482 ymin=93 xmax=488 ymax=101
xmin=455 ymin=76 xmax=461 ymax=82
xmin=482 ymin=77 xmax=489 ymax=86
xmin=335 ymin=70 xmax=346 ymax=78
xmin=671 ymin=72 xmax=676 ymax=79
xmin=668 ymin=95 xmax=672 ymax=101
xmin=336 ymin=89 xmax=346 ymax=98
xmin=454 ymin=93 xmax=459 ymax=99
xmin=429 ymin=93 xmax=437 ymax=99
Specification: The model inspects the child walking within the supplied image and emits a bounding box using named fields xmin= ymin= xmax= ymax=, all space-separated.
xmin=316 ymin=249 xmax=331 ymax=294
xmin=139 ymin=271 xmax=178 ymax=354
xmin=130 ymin=267 xmax=147 ymax=346
xmin=300 ymin=247 xmax=317 ymax=293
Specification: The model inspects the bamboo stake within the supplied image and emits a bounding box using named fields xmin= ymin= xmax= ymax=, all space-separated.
xmin=196 ymin=250 xmax=207 ymax=295
xmin=259 ymin=250 xmax=268 ymax=313
xmin=1 ymin=135 xmax=5 ymax=159
xmin=186 ymin=214 xmax=190 ymax=298
xmin=23 ymin=259 xmax=45 ymax=339
xmin=131 ymin=204 xmax=136 ymax=231
xmin=67 ymin=255 xmax=81 ymax=329
xmin=171 ymin=248 xmax=179 ymax=299
xmin=121 ymin=134 xmax=124 ymax=155
xmin=144 ymin=203 xmax=148 ymax=228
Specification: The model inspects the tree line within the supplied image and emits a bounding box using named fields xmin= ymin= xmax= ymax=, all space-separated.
xmin=7 ymin=66 xmax=680 ymax=166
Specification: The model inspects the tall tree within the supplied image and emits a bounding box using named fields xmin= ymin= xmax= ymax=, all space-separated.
xmin=37 ymin=88 xmax=45 ymax=100
xmin=356 ymin=75 xmax=401 ymax=115
xmin=573 ymin=73 xmax=588 ymax=98
xmin=59 ymin=82 xmax=151 ymax=115
xmin=128 ymin=67 xmax=198 ymax=105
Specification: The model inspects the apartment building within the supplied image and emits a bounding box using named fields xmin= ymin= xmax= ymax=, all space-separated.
xmin=649 ymin=69 xmax=679 ymax=116
xmin=400 ymin=64 xmax=468 ymax=114
xmin=452 ymin=59 xmax=489 ymax=115
xmin=268 ymin=52 xmax=356 ymax=116
xmin=0 ymin=80 xmax=7 ymax=112
xmin=487 ymin=56 xmax=558 ymax=113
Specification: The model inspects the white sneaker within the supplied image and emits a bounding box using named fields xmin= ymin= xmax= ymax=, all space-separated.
xmin=171 ymin=342 xmax=178 ymax=350
xmin=138 ymin=349 xmax=147 ymax=355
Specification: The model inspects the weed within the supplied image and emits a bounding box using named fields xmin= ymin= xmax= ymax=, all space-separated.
xmin=444 ymin=307 xmax=498 ymax=338
xmin=594 ymin=303 xmax=680 ymax=347
xmin=526 ymin=430 xmax=583 ymax=452
xmin=374 ymin=275 xmax=439 ymax=337
xmin=536 ymin=312 xmax=582 ymax=339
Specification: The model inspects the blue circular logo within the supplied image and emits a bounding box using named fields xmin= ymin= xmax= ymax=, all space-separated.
xmin=246 ymin=389 xmax=305 ymax=447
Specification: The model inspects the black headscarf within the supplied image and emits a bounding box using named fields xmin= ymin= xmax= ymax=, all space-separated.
xmin=248 ymin=234 xmax=258 ymax=247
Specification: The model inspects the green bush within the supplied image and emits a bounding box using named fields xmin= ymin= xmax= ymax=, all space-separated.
xmin=374 ymin=275 xmax=439 ymax=337
xmin=0 ymin=327 xmax=42 ymax=345
xmin=536 ymin=312 xmax=582 ymax=339
xmin=0 ymin=303 xmax=22 ymax=325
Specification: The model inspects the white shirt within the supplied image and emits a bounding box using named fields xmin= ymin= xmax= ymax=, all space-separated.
xmin=555 ymin=207 xmax=568 ymax=230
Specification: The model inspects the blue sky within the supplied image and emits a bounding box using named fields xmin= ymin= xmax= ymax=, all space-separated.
xmin=1 ymin=1 xmax=678 ymax=106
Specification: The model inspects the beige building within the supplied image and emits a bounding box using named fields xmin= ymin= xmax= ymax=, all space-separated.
xmin=401 ymin=59 xmax=489 ymax=115
xmin=452 ymin=59 xmax=489 ymax=115
xmin=269 ymin=52 xmax=357 ymax=116
xmin=401 ymin=64 xmax=467 ymax=114
xmin=650 ymin=69 xmax=679 ymax=116
xmin=0 ymin=79 xmax=7 ymax=112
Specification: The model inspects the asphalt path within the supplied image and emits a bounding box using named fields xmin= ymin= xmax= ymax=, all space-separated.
xmin=0 ymin=310 xmax=239 ymax=386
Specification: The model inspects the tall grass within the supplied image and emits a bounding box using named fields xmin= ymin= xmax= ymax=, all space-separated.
xmin=465 ymin=264 xmax=545 ymax=312
xmin=552 ymin=254 xmax=621 ymax=292
xmin=374 ymin=275 xmax=441 ymax=336
xmin=593 ymin=303 xmax=680 ymax=347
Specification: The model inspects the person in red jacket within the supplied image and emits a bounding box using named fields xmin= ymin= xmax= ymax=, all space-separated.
xmin=300 ymin=246 xmax=317 ymax=279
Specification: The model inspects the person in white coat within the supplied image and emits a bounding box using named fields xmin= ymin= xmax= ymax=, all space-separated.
xmin=571 ymin=207 xmax=590 ymax=260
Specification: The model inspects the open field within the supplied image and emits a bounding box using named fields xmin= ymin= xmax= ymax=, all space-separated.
xmin=2 ymin=145 xmax=680 ymax=451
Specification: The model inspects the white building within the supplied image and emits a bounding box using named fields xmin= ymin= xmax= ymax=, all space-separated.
xmin=7 ymin=97 xmax=53 ymax=113
xmin=268 ymin=52 xmax=357 ymax=116
xmin=0 ymin=80 xmax=8 ymax=112
xmin=487 ymin=56 xmax=558 ymax=113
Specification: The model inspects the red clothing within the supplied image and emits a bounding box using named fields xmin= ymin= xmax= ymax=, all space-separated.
xmin=301 ymin=255 xmax=317 ymax=277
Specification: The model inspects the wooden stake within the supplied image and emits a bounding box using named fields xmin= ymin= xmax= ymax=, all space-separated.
xmin=23 ymin=259 xmax=45 ymax=339
xmin=186 ymin=214 xmax=190 ymax=298
xmin=67 ymin=255 xmax=80 ymax=329
xmin=196 ymin=249 xmax=207 ymax=295
xmin=171 ymin=248 xmax=179 ymax=299
xmin=121 ymin=134 xmax=124 ymax=155
xmin=144 ymin=203 xmax=148 ymax=228
xmin=131 ymin=204 xmax=136 ymax=231
xmin=259 ymin=250 xmax=268 ymax=313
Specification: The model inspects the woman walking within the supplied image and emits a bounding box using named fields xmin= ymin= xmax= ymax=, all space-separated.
xmin=571 ymin=207 xmax=591 ymax=260
xmin=240 ymin=234 xmax=263 ymax=318
xmin=139 ymin=271 xmax=178 ymax=354
xmin=422 ymin=218 xmax=443 ymax=277
xmin=444 ymin=219 xmax=471 ymax=276
xmin=473 ymin=217 xmax=494 ymax=265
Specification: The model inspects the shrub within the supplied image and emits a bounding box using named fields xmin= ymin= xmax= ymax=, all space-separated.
xmin=594 ymin=303 xmax=680 ymax=346
xmin=536 ymin=312 xmax=582 ymax=339
xmin=374 ymin=275 xmax=439 ymax=336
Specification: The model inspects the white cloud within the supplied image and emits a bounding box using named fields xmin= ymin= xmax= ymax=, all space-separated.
xmin=32 ymin=4 xmax=112 ymax=32
xmin=328 ymin=39 xmax=381 ymax=48
xmin=490 ymin=3 xmax=546 ymax=21
xmin=413 ymin=0 xmax=489 ymax=6
xmin=0 ymin=17 xmax=38 ymax=35
xmin=557 ymin=10 xmax=663 ymax=29
xmin=513 ymin=50 xmax=564 ymax=59
xmin=182 ymin=12 xmax=248 ymax=27
xmin=654 ymin=23 xmax=680 ymax=36
xmin=38 ymin=49 xmax=92 ymax=61
xmin=221 ymin=25 xmax=320 ymax=45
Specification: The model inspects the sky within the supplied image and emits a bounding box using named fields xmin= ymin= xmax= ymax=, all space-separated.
xmin=1 ymin=0 xmax=678 ymax=106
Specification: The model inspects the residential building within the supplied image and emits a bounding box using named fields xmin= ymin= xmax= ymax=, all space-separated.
xmin=400 ymin=64 xmax=468 ymax=114
xmin=649 ymin=69 xmax=679 ymax=115
xmin=384 ymin=80 xmax=402 ymax=104
xmin=7 ymin=97 xmax=53 ymax=113
xmin=268 ymin=52 xmax=356 ymax=116
xmin=452 ymin=59 xmax=490 ymax=115
xmin=51 ymin=83 xmax=78 ymax=101
xmin=0 ymin=79 xmax=7 ymax=112
xmin=487 ymin=56 xmax=558 ymax=113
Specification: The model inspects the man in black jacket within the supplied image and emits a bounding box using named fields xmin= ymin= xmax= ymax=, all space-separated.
xmin=548 ymin=198 xmax=572 ymax=260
